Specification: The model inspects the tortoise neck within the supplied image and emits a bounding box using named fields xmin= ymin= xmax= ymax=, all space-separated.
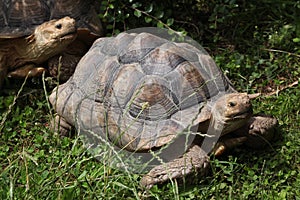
xmin=10 ymin=36 xmax=58 ymax=68
xmin=208 ymin=114 xmax=227 ymax=136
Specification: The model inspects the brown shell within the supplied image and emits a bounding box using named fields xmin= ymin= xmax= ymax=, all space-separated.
xmin=0 ymin=0 xmax=103 ymax=38
xmin=50 ymin=32 xmax=235 ymax=152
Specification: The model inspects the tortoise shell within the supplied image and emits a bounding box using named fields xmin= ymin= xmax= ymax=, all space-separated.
xmin=0 ymin=0 xmax=102 ymax=38
xmin=50 ymin=32 xmax=236 ymax=151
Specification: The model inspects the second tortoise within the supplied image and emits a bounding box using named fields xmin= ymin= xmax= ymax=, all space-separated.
xmin=0 ymin=0 xmax=103 ymax=88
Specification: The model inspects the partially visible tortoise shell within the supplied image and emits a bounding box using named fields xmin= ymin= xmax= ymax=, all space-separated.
xmin=0 ymin=0 xmax=103 ymax=38
xmin=50 ymin=32 xmax=236 ymax=151
xmin=0 ymin=0 xmax=103 ymax=81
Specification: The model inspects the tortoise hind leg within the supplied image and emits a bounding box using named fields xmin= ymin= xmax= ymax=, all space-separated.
xmin=50 ymin=114 xmax=74 ymax=136
xmin=140 ymin=145 xmax=210 ymax=189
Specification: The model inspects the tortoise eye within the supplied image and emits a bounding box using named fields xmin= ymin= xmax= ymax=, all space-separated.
xmin=228 ymin=101 xmax=236 ymax=107
xmin=55 ymin=24 xmax=62 ymax=29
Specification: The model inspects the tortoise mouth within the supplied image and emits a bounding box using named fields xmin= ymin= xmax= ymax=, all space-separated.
xmin=229 ymin=106 xmax=253 ymax=120
xmin=59 ymin=31 xmax=77 ymax=40
xmin=233 ymin=112 xmax=251 ymax=120
xmin=57 ymin=26 xmax=77 ymax=40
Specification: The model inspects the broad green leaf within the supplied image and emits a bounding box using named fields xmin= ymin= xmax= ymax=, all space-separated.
xmin=109 ymin=4 xmax=114 ymax=9
xmin=134 ymin=10 xmax=142 ymax=18
xmin=293 ymin=38 xmax=300 ymax=43
xmin=144 ymin=16 xmax=152 ymax=23
xmin=157 ymin=21 xmax=164 ymax=28
xmin=167 ymin=18 xmax=174 ymax=26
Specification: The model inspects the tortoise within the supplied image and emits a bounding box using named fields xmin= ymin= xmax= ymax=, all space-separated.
xmin=0 ymin=16 xmax=77 ymax=88
xmin=0 ymin=0 xmax=103 ymax=88
xmin=49 ymin=31 xmax=278 ymax=188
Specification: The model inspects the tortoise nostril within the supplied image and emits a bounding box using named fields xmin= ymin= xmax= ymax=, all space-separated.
xmin=55 ymin=24 xmax=62 ymax=29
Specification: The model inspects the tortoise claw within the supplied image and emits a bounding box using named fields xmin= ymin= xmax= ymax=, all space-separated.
xmin=140 ymin=145 xmax=209 ymax=189
xmin=212 ymin=136 xmax=247 ymax=156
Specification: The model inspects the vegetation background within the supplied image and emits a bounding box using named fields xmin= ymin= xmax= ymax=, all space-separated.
xmin=0 ymin=0 xmax=299 ymax=199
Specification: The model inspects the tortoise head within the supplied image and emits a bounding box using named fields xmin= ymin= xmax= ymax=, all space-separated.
xmin=28 ymin=16 xmax=77 ymax=55
xmin=210 ymin=93 xmax=253 ymax=135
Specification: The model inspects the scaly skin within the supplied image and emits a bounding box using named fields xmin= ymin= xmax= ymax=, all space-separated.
xmin=140 ymin=145 xmax=210 ymax=189
xmin=0 ymin=17 xmax=77 ymax=88
xmin=212 ymin=114 xmax=278 ymax=156
xmin=139 ymin=94 xmax=278 ymax=188
xmin=139 ymin=93 xmax=252 ymax=188
xmin=140 ymin=114 xmax=278 ymax=188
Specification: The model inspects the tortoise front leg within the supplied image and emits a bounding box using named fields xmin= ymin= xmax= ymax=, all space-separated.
xmin=50 ymin=114 xmax=74 ymax=136
xmin=7 ymin=64 xmax=46 ymax=78
xmin=212 ymin=114 xmax=278 ymax=156
xmin=140 ymin=145 xmax=209 ymax=189
xmin=240 ymin=114 xmax=278 ymax=149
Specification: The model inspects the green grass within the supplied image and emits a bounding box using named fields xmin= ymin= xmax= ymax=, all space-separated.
xmin=0 ymin=50 xmax=299 ymax=199
xmin=1 ymin=1 xmax=300 ymax=198
xmin=1 ymin=15 xmax=300 ymax=198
